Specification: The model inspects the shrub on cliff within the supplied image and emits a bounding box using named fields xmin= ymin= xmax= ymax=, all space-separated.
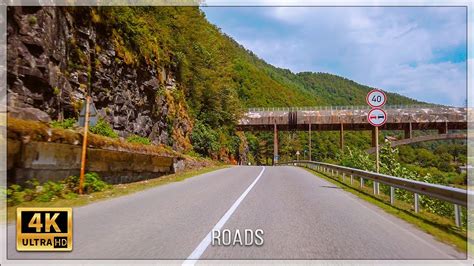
xmin=126 ymin=134 xmax=151 ymax=145
xmin=89 ymin=118 xmax=118 ymax=138
xmin=50 ymin=118 xmax=77 ymax=129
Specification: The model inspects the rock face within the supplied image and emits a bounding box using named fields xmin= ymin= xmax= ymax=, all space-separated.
xmin=7 ymin=6 xmax=193 ymax=151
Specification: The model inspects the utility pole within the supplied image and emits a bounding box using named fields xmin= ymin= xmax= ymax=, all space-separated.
xmin=79 ymin=96 xmax=91 ymax=194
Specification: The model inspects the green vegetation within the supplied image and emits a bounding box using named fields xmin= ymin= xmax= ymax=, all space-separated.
xmin=54 ymin=7 xmax=466 ymax=187
xmin=6 ymin=172 xmax=109 ymax=206
xmin=89 ymin=118 xmax=118 ymax=138
xmin=50 ymin=118 xmax=77 ymax=129
xmin=126 ymin=134 xmax=151 ymax=145
xmin=336 ymin=144 xmax=467 ymax=221
xmin=5 ymin=165 xmax=228 ymax=222
xmin=303 ymin=167 xmax=466 ymax=251
xmin=77 ymin=6 xmax=421 ymax=160
xmin=28 ymin=15 xmax=37 ymax=26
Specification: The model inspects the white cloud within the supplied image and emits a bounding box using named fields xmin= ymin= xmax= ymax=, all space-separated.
xmin=204 ymin=6 xmax=467 ymax=106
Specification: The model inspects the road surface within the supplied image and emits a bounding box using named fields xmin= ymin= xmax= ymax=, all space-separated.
xmin=7 ymin=166 xmax=465 ymax=260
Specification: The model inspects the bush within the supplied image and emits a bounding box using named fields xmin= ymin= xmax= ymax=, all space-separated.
xmin=50 ymin=118 xmax=77 ymax=129
xmin=6 ymin=173 xmax=110 ymax=206
xmin=64 ymin=172 xmax=109 ymax=194
xmin=191 ymin=121 xmax=220 ymax=157
xmin=89 ymin=118 xmax=118 ymax=138
xmin=126 ymin=134 xmax=151 ymax=145
xmin=35 ymin=181 xmax=65 ymax=202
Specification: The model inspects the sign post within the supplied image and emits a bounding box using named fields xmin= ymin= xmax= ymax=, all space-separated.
xmin=79 ymin=96 xmax=91 ymax=195
xmin=366 ymin=90 xmax=387 ymax=195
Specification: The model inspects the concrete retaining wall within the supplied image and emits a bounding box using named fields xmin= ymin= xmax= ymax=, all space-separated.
xmin=8 ymin=139 xmax=177 ymax=185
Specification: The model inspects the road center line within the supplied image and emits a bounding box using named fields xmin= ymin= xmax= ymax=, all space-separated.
xmin=183 ymin=166 xmax=266 ymax=265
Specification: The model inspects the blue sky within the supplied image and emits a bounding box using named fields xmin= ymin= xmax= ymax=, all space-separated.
xmin=201 ymin=6 xmax=467 ymax=106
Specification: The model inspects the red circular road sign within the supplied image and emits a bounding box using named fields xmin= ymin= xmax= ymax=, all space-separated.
xmin=366 ymin=89 xmax=387 ymax=108
xmin=367 ymin=108 xmax=387 ymax=127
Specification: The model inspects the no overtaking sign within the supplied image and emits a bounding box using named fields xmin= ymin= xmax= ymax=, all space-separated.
xmin=366 ymin=89 xmax=387 ymax=127
xmin=367 ymin=108 xmax=387 ymax=127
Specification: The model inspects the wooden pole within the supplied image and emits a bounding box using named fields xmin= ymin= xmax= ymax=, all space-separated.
xmin=79 ymin=96 xmax=91 ymax=194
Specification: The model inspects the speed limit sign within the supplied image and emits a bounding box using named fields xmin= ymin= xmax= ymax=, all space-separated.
xmin=366 ymin=89 xmax=386 ymax=108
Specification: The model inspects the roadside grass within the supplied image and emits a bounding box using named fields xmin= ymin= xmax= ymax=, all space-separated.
xmin=302 ymin=167 xmax=467 ymax=253
xmin=3 ymin=165 xmax=229 ymax=223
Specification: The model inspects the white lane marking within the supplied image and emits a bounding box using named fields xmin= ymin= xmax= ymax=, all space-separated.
xmin=183 ymin=166 xmax=266 ymax=265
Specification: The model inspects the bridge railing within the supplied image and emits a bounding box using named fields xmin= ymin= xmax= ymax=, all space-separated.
xmin=278 ymin=160 xmax=469 ymax=227
xmin=247 ymin=104 xmax=454 ymax=112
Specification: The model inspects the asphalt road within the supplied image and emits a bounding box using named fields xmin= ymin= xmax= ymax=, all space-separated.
xmin=6 ymin=166 xmax=465 ymax=260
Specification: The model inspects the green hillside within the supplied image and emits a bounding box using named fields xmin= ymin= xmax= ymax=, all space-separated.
xmin=82 ymin=6 xmax=425 ymax=160
xmin=98 ymin=6 xmax=420 ymax=113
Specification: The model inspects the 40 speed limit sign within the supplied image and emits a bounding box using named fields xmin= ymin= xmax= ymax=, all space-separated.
xmin=366 ymin=89 xmax=386 ymax=108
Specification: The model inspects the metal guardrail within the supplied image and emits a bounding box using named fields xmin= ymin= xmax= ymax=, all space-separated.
xmin=247 ymin=104 xmax=456 ymax=112
xmin=279 ymin=160 xmax=469 ymax=227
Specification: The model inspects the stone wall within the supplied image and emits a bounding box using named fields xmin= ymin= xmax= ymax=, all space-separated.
xmin=8 ymin=139 xmax=177 ymax=185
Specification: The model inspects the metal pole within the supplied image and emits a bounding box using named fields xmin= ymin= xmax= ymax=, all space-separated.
xmin=375 ymin=126 xmax=380 ymax=195
xmin=360 ymin=177 xmax=364 ymax=188
xmin=79 ymin=96 xmax=91 ymax=195
xmin=414 ymin=193 xmax=419 ymax=213
xmin=454 ymin=204 xmax=461 ymax=227
xmin=390 ymin=186 xmax=395 ymax=205
xmin=350 ymin=174 xmax=353 ymax=185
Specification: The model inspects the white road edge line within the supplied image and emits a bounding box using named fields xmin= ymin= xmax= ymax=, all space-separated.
xmin=182 ymin=166 xmax=266 ymax=265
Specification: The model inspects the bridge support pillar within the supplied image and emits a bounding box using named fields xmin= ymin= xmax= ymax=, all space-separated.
xmin=308 ymin=123 xmax=312 ymax=161
xmin=404 ymin=122 xmax=412 ymax=139
xmin=340 ymin=123 xmax=344 ymax=150
xmin=273 ymin=123 xmax=278 ymax=165
xmin=438 ymin=121 xmax=448 ymax=135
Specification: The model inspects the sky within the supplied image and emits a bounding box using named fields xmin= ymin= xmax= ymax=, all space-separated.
xmin=201 ymin=6 xmax=467 ymax=106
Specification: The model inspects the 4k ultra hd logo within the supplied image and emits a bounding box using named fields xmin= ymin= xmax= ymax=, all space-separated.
xmin=16 ymin=207 xmax=72 ymax=251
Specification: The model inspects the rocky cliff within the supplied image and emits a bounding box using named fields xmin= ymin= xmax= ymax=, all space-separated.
xmin=7 ymin=6 xmax=193 ymax=151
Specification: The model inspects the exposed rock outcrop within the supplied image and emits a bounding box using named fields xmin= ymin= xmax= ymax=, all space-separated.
xmin=7 ymin=6 xmax=193 ymax=151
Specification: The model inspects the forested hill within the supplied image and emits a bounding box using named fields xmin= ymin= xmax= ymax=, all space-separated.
xmin=8 ymin=6 xmax=422 ymax=159
xmin=96 ymin=6 xmax=422 ymax=114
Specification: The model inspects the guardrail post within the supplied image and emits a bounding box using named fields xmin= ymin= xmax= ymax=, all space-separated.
xmin=342 ymin=173 xmax=345 ymax=182
xmin=373 ymin=182 xmax=377 ymax=194
xmin=414 ymin=193 xmax=419 ymax=213
xmin=390 ymin=187 xmax=395 ymax=205
xmin=454 ymin=204 xmax=461 ymax=227
xmin=360 ymin=177 xmax=364 ymax=188
xmin=350 ymin=174 xmax=353 ymax=185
